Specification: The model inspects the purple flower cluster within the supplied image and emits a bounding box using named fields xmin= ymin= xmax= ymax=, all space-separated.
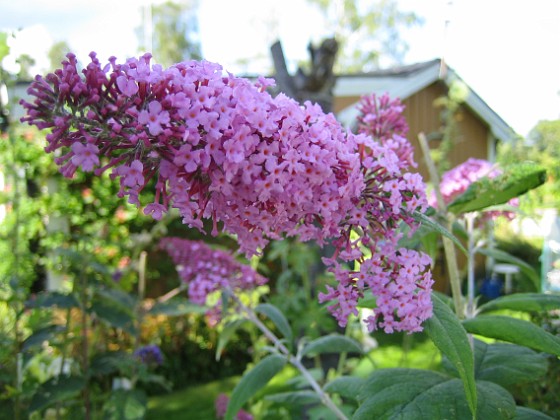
xmin=133 ymin=344 xmax=164 ymax=366
xmin=431 ymin=158 xmax=518 ymax=219
xmin=160 ymin=237 xmax=267 ymax=306
xmin=357 ymin=93 xmax=416 ymax=169
xmin=22 ymin=53 xmax=433 ymax=333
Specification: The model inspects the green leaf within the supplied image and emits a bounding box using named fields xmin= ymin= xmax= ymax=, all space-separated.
xmin=463 ymin=315 xmax=560 ymax=356
xmin=420 ymin=230 xmax=440 ymax=262
xmin=225 ymin=354 xmax=287 ymax=420
xmin=89 ymin=261 xmax=112 ymax=276
xmin=324 ymin=376 xmax=365 ymax=401
xmin=264 ymin=390 xmax=321 ymax=405
xmin=216 ymin=319 xmax=250 ymax=361
xmin=432 ymin=290 xmax=454 ymax=309
xmin=255 ymin=303 xmax=293 ymax=343
xmin=300 ymin=334 xmax=363 ymax=358
xmin=442 ymin=340 xmax=549 ymax=389
xmin=286 ymin=368 xmax=323 ymax=389
xmin=447 ymin=162 xmax=546 ymax=214
xmin=514 ymin=406 xmax=555 ymax=419
xmin=90 ymin=296 xmax=136 ymax=335
xmin=480 ymin=203 xmax=525 ymax=216
xmin=96 ymin=288 xmax=137 ymax=312
xmin=26 ymin=292 xmax=79 ymax=309
xmin=22 ymin=325 xmax=65 ymax=351
xmin=355 ymin=369 xmax=515 ymax=419
xmin=309 ymin=403 xmax=355 ymax=420
xmin=102 ymin=389 xmax=147 ymax=420
xmin=148 ymin=297 xmax=207 ymax=316
xmin=29 ymin=375 xmax=86 ymax=412
xmin=477 ymin=293 xmax=560 ymax=314
xmin=90 ymin=351 xmax=130 ymax=376
xmin=54 ymin=247 xmax=89 ymax=268
xmin=411 ymin=210 xmax=468 ymax=255
xmin=477 ymin=248 xmax=540 ymax=291
xmin=138 ymin=373 xmax=172 ymax=391
xmin=424 ymin=294 xmax=477 ymax=416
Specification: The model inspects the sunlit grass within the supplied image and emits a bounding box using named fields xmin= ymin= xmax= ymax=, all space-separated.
xmin=146 ymin=376 xmax=239 ymax=420
xmin=350 ymin=334 xmax=441 ymax=377
xmin=147 ymin=333 xmax=442 ymax=419
xmin=146 ymin=365 xmax=298 ymax=419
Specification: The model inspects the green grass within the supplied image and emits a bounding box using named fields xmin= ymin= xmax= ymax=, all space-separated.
xmin=146 ymin=365 xmax=298 ymax=419
xmin=146 ymin=376 xmax=239 ymax=420
xmin=350 ymin=337 xmax=441 ymax=378
xmin=147 ymin=338 xmax=441 ymax=419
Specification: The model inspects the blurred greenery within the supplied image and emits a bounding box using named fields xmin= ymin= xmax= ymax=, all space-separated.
xmin=1 ymin=24 xmax=559 ymax=419
xmin=146 ymin=376 xmax=239 ymax=420
xmin=498 ymin=119 xmax=560 ymax=211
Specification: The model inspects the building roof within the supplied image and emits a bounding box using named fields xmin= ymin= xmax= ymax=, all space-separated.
xmin=335 ymin=58 xmax=516 ymax=143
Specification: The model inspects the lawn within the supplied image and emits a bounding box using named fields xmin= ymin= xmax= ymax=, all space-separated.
xmin=146 ymin=337 xmax=441 ymax=419
xmin=146 ymin=376 xmax=239 ymax=420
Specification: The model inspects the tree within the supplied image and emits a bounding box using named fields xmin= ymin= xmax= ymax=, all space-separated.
xmin=139 ymin=0 xmax=202 ymax=67
xmin=15 ymin=54 xmax=35 ymax=80
xmin=307 ymin=0 xmax=421 ymax=72
xmin=498 ymin=119 xmax=560 ymax=210
xmin=47 ymin=41 xmax=71 ymax=72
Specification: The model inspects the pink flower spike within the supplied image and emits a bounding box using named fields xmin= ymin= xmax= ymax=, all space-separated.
xmin=21 ymin=53 xmax=434 ymax=333
xmin=71 ymin=142 xmax=99 ymax=172
xmin=160 ymin=237 xmax=267 ymax=315
xmin=138 ymin=100 xmax=170 ymax=136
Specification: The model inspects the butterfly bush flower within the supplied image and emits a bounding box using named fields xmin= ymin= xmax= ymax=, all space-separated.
xmin=21 ymin=52 xmax=433 ymax=333
xmin=71 ymin=142 xmax=99 ymax=171
xmin=160 ymin=237 xmax=267 ymax=308
xmin=430 ymin=158 xmax=518 ymax=219
xmin=134 ymin=344 xmax=164 ymax=366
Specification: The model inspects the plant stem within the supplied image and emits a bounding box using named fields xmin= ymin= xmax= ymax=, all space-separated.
xmin=13 ymin=305 xmax=22 ymax=420
xmin=79 ymin=266 xmax=91 ymax=420
xmin=229 ymin=292 xmax=348 ymax=420
xmin=138 ymin=251 xmax=147 ymax=303
xmin=7 ymin=126 xmax=23 ymax=420
xmin=134 ymin=251 xmax=147 ymax=350
xmin=418 ymin=133 xmax=464 ymax=318
xmin=55 ymin=306 xmax=73 ymax=420
xmin=132 ymin=251 xmax=148 ymax=388
xmin=465 ymin=212 xmax=477 ymax=319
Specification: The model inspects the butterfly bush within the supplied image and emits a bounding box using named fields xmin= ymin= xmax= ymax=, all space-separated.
xmin=133 ymin=344 xmax=164 ymax=366
xmin=160 ymin=237 xmax=267 ymax=307
xmin=21 ymin=52 xmax=433 ymax=333
xmin=430 ymin=157 xmax=518 ymax=219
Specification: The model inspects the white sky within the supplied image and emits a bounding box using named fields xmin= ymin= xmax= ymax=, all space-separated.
xmin=0 ymin=0 xmax=559 ymax=137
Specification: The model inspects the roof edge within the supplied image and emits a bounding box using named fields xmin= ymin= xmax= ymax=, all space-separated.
xmin=335 ymin=59 xmax=517 ymax=142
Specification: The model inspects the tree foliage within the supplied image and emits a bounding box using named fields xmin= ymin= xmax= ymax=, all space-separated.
xmin=307 ymin=0 xmax=421 ymax=72
xmin=498 ymin=119 xmax=560 ymax=210
xmin=15 ymin=54 xmax=35 ymax=81
xmin=47 ymin=41 xmax=72 ymax=73
xmin=139 ymin=0 xmax=202 ymax=67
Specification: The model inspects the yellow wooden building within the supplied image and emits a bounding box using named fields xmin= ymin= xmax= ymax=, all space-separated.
xmin=333 ymin=58 xmax=516 ymax=178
